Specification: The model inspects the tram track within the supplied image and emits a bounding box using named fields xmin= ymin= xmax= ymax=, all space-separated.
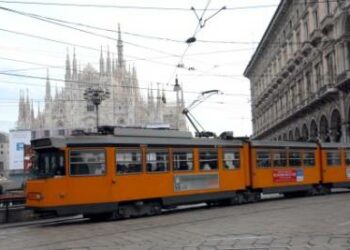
xmin=1 ymin=191 xmax=349 ymax=250
xmin=1 ymin=190 xmax=348 ymax=231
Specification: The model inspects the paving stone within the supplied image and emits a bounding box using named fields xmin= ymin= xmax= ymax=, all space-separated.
xmin=2 ymin=193 xmax=350 ymax=250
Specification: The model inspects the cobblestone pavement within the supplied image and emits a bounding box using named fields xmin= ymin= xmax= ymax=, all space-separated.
xmin=1 ymin=193 xmax=350 ymax=250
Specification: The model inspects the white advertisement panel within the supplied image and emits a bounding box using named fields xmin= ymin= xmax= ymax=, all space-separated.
xmin=9 ymin=130 xmax=31 ymax=170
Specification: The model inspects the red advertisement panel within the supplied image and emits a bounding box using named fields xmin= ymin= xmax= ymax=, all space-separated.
xmin=273 ymin=169 xmax=298 ymax=183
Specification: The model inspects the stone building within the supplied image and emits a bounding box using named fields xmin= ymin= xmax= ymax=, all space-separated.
xmin=244 ymin=0 xmax=350 ymax=142
xmin=0 ymin=133 xmax=9 ymax=175
xmin=17 ymin=26 xmax=187 ymax=138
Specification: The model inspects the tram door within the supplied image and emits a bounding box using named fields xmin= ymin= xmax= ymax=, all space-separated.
xmin=66 ymin=148 xmax=113 ymax=205
xmin=219 ymin=147 xmax=247 ymax=191
xmin=322 ymin=148 xmax=350 ymax=184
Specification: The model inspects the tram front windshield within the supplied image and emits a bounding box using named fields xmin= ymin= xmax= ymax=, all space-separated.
xmin=31 ymin=149 xmax=65 ymax=178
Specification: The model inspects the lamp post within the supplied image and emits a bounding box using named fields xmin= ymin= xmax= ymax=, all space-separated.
xmin=83 ymin=87 xmax=110 ymax=129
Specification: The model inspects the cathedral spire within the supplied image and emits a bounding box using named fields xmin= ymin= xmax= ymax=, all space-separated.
xmin=17 ymin=90 xmax=24 ymax=128
xmin=181 ymin=87 xmax=185 ymax=106
xmin=117 ymin=23 xmax=124 ymax=68
xmin=55 ymin=83 xmax=59 ymax=99
xmin=72 ymin=48 xmax=77 ymax=79
xmin=162 ymin=85 xmax=166 ymax=104
xmin=157 ymin=83 xmax=161 ymax=103
xmin=45 ymin=69 xmax=51 ymax=101
xmin=25 ymin=89 xmax=31 ymax=127
xmin=99 ymin=46 xmax=104 ymax=76
xmin=30 ymin=99 xmax=35 ymax=128
xmin=106 ymin=46 xmax=111 ymax=76
xmin=37 ymin=101 xmax=40 ymax=115
xmin=112 ymin=56 xmax=115 ymax=76
xmin=65 ymin=48 xmax=71 ymax=80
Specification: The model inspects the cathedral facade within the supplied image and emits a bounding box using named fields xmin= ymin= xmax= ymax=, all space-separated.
xmin=17 ymin=26 xmax=187 ymax=138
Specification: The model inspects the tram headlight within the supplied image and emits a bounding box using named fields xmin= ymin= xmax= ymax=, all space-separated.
xmin=27 ymin=192 xmax=44 ymax=201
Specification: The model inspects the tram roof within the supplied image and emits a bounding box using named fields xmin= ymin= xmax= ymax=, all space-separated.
xmin=31 ymin=128 xmax=244 ymax=149
xmin=250 ymin=140 xmax=318 ymax=148
xmin=319 ymin=142 xmax=350 ymax=149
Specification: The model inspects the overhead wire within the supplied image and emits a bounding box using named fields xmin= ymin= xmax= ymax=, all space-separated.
xmin=0 ymin=71 xmax=250 ymax=97
xmin=0 ymin=1 xmax=279 ymax=11
xmin=0 ymin=1 xmax=340 ymax=11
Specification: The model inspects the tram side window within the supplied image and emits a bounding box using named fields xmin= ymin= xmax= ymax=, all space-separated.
xmin=256 ymin=151 xmax=271 ymax=168
xmin=199 ymin=150 xmax=218 ymax=170
xmin=70 ymin=149 xmax=106 ymax=176
xmin=303 ymin=151 xmax=315 ymax=167
xmin=147 ymin=150 xmax=169 ymax=172
xmin=273 ymin=151 xmax=287 ymax=167
xmin=32 ymin=150 xmax=65 ymax=177
xmin=116 ymin=149 xmax=142 ymax=174
xmin=327 ymin=150 xmax=341 ymax=166
xmin=289 ymin=151 xmax=302 ymax=167
xmin=173 ymin=150 xmax=193 ymax=171
xmin=346 ymin=151 xmax=350 ymax=165
xmin=223 ymin=150 xmax=240 ymax=169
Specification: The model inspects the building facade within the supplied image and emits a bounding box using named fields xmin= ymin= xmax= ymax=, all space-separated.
xmin=17 ymin=26 xmax=187 ymax=138
xmin=0 ymin=133 xmax=9 ymax=175
xmin=244 ymin=0 xmax=350 ymax=142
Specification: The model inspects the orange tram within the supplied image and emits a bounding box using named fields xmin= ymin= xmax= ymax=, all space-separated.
xmin=26 ymin=127 xmax=350 ymax=219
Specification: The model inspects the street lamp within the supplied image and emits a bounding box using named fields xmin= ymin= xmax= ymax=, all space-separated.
xmin=83 ymin=87 xmax=110 ymax=129
xmin=173 ymin=75 xmax=181 ymax=92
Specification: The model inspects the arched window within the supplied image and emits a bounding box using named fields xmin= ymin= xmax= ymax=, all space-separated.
xmin=310 ymin=120 xmax=318 ymax=141
xmin=295 ymin=127 xmax=301 ymax=141
xmin=283 ymin=133 xmax=287 ymax=141
xmin=288 ymin=130 xmax=294 ymax=141
xmin=320 ymin=115 xmax=330 ymax=142
xmin=330 ymin=109 xmax=342 ymax=142
xmin=302 ymin=124 xmax=309 ymax=141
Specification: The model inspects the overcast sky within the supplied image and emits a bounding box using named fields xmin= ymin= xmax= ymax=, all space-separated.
xmin=0 ymin=0 xmax=279 ymax=136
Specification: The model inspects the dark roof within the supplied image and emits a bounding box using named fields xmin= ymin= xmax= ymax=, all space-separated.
xmin=250 ymin=140 xmax=318 ymax=148
xmin=319 ymin=142 xmax=350 ymax=149
xmin=31 ymin=128 xmax=244 ymax=149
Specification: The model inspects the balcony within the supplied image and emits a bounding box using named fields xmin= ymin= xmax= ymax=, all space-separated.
xmin=320 ymin=14 xmax=333 ymax=35
xmin=336 ymin=70 xmax=350 ymax=91
xmin=281 ymin=66 xmax=289 ymax=78
xmin=271 ymin=77 xmax=278 ymax=89
xmin=301 ymin=41 xmax=313 ymax=57
xmin=253 ymin=85 xmax=338 ymax=139
xmin=294 ymin=50 xmax=304 ymax=65
xmin=310 ymin=29 xmax=323 ymax=46
xmin=287 ymin=58 xmax=296 ymax=72
xmin=276 ymin=72 xmax=284 ymax=84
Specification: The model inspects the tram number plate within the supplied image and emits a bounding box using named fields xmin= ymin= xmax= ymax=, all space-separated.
xmin=174 ymin=174 xmax=219 ymax=191
xmin=273 ymin=169 xmax=304 ymax=183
